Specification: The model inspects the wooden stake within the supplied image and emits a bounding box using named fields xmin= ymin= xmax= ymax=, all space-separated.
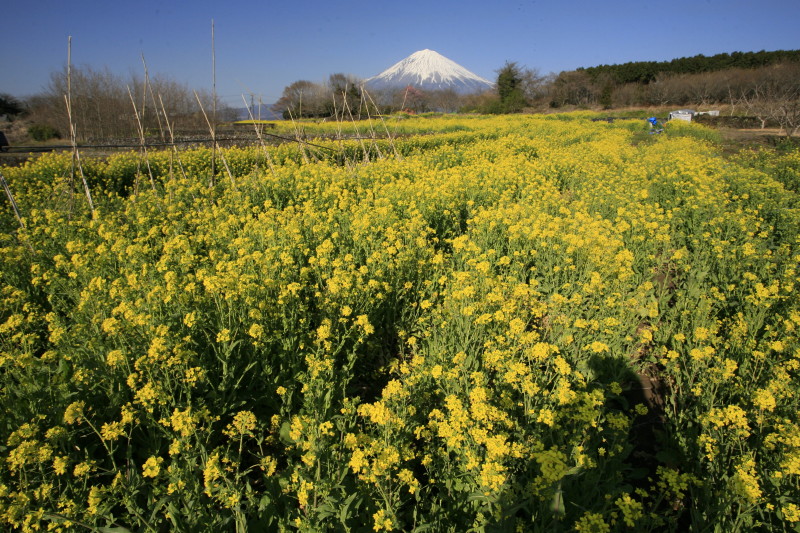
xmin=211 ymin=19 xmax=217 ymax=184
xmin=142 ymin=54 xmax=166 ymax=142
xmin=159 ymin=93 xmax=188 ymax=181
xmin=0 ymin=171 xmax=25 ymax=229
xmin=194 ymin=90 xmax=235 ymax=189
xmin=65 ymin=36 xmax=95 ymax=215
xmin=240 ymin=94 xmax=276 ymax=176
xmin=127 ymin=85 xmax=157 ymax=192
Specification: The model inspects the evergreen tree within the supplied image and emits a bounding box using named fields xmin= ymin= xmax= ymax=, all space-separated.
xmin=496 ymin=62 xmax=527 ymax=113
xmin=0 ymin=93 xmax=24 ymax=118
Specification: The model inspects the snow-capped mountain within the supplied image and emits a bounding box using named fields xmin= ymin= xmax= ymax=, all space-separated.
xmin=364 ymin=49 xmax=493 ymax=94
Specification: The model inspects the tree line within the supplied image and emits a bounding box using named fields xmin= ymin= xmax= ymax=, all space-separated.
xmin=580 ymin=49 xmax=800 ymax=85
xmin=272 ymin=73 xmax=480 ymax=120
xmin=2 ymin=65 xmax=237 ymax=143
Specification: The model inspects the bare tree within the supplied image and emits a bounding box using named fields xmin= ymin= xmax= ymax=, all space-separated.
xmin=273 ymin=80 xmax=327 ymax=119
xmin=428 ymin=88 xmax=461 ymax=113
xmin=549 ymin=70 xmax=596 ymax=107
xmin=26 ymin=65 xmax=236 ymax=141
xmin=737 ymin=63 xmax=800 ymax=134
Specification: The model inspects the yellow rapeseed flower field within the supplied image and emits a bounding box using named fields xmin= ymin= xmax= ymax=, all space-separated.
xmin=0 ymin=113 xmax=798 ymax=531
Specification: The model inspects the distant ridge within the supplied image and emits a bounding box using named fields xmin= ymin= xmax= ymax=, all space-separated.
xmin=364 ymin=50 xmax=493 ymax=94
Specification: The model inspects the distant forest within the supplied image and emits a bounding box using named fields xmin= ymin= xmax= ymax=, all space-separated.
xmin=579 ymin=49 xmax=800 ymax=84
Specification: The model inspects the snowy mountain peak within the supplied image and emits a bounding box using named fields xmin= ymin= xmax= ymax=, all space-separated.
xmin=365 ymin=50 xmax=493 ymax=94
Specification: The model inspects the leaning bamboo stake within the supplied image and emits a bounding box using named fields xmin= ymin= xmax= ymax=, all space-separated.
xmin=159 ymin=94 xmax=188 ymax=181
xmin=360 ymin=91 xmax=385 ymax=160
xmin=194 ymin=90 xmax=235 ymax=189
xmin=0 ymin=171 xmax=25 ymax=229
xmin=65 ymin=37 xmax=95 ymax=215
xmin=128 ymin=85 xmax=157 ymax=192
xmin=285 ymin=106 xmax=311 ymax=164
xmin=341 ymin=87 xmax=370 ymax=163
xmin=211 ymin=19 xmax=217 ymax=182
xmin=362 ymin=88 xmax=402 ymax=160
xmin=240 ymin=94 xmax=276 ymax=176
xmin=330 ymin=94 xmax=355 ymax=173
xmin=142 ymin=54 xmax=166 ymax=142
xmin=1 ymin=170 xmax=34 ymax=252
xmin=64 ymin=97 xmax=94 ymax=214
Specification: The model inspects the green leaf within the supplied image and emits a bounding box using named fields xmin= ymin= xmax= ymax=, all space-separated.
xmin=279 ymin=421 xmax=293 ymax=444
xmin=550 ymin=483 xmax=565 ymax=517
xmin=339 ymin=492 xmax=359 ymax=525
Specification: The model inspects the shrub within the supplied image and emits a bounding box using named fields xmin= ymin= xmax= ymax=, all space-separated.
xmin=27 ymin=123 xmax=60 ymax=141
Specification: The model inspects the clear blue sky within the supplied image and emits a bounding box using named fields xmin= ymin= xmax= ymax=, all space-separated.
xmin=3 ymin=0 xmax=799 ymax=106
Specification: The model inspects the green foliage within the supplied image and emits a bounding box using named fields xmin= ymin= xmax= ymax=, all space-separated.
xmin=27 ymin=124 xmax=60 ymax=142
xmin=493 ymin=62 xmax=528 ymax=113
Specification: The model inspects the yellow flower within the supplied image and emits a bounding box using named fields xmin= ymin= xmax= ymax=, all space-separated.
xmin=248 ymin=323 xmax=264 ymax=339
xmin=693 ymin=327 xmax=710 ymax=342
xmin=64 ymin=401 xmax=86 ymax=424
xmin=100 ymin=421 xmax=125 ymax=441
xmin=183 ymin=311 xmax=197 ymax=328
xmin=536 ymin=408 xmax=556 ymax=427
xmin=753 ymin=389 xmax=776 ymax=412
xmin=356 ymin=314 xmax=374 ymax=335
xmin=615 ymin=493 xmax=643 ymax=527
xmin=87 ymin=486 xmax=103 ymax=515
xmin=574 ymin=512 xmax=610 ymax=532
xmin=170 ymin=407 xmax=196 ymax=437
xmin=731 ymin=458 xmax=762 ymax=503
xmin=142 ymin=456 xmax=163 ymax=478
xmin=316 ymin=321 xmax=331 ymax=342
xmin=204 ymin=453 xmax=223 ymax=495
xmin=73 ymin=461 xmax=92 ymax=478
xmin=53 ymin=456 xmax=69 ymax=475
xmin=372 ymin=509 xmax=393 ymax=531
xmin=106 ymin=349 xmax=125 ymax=366
xmin=101 ymin=317 xmax=119 ymax=334
xmin=588 ymin=341 xmax=609 ymax=353
xmin=509 ymin=317 xmax=525 ymax=336
xmin=224 ymin=410 xmax=257 ymax=437
xmin=783 ymin=503 xmax=800 ymax=523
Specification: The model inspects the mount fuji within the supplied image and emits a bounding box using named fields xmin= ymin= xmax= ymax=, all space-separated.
xmin=364 ymin=50 xmax=493 ymax=94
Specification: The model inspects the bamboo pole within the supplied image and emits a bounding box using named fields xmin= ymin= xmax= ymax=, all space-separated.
xmin=210 ymin=19 xmax=217 ymax=185
xmin=240 ymin=94 xmax=276 ymax=176
xmin=142 ymin=54 xmax=166 ymax=142
xmin=1 ymin=170 xmax=34 ymax=252
xmin=362 ymin=88 xmax=402 ymax=160
xmin=0 ymin=171 xmax=25 ymax=229
xmin=159 ymin=94 xmax=188 ymax=181
xmin=360 ymin=90 xmax=384 ymax=160
xmin=194 ymin=90 xmax=235 ymax=189
xmin=340 ymin=86 xmax=370 ymax=163
xmin=285 ymin=106 xmax=310 ymax=164
xmin=127 ymin=85 xmax=157 ymax=192
xmin=65 ymin=36 xmax=95 ymax=215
